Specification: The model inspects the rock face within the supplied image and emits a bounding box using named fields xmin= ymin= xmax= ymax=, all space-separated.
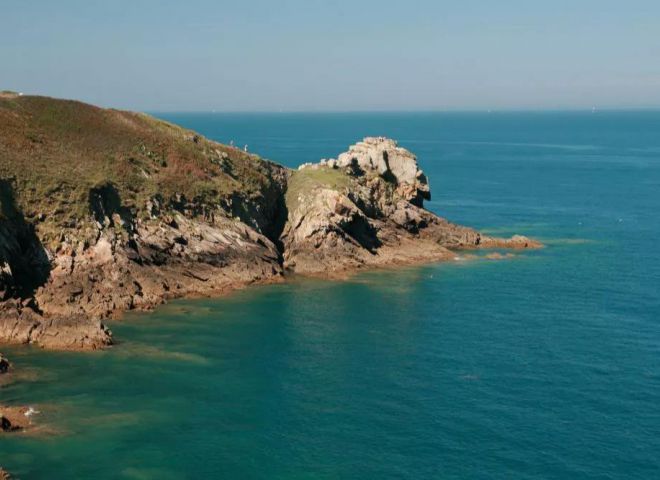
xmin=0 ymin=205 xmax=284 ymax=350
xmin=0 ymin=95 xmax=541 ymax=350
xmin=0 ymin=94 xmax=289 ymax=350
xmin=336 ymin=137 xmax=430 ymax=206
xmin=281 ymin=138 xmax=541 ymax=275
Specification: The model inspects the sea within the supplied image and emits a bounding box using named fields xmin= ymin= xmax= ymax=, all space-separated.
xmin=1 ymin=111 xmax=659 ymax=479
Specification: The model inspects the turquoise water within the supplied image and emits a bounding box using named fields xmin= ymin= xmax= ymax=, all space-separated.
xmin=2 ymin=112 xmax=660 ymax=479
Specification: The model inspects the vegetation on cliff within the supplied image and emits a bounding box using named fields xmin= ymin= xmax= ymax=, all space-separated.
xmin=0 ymin=95 xmax=286 ymax=248
xmin=0 ymin=95 xmax=540 ymax=350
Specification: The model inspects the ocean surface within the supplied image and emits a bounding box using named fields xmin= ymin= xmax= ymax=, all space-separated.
xmin=2 ymin=111 xmax=660 ymax=479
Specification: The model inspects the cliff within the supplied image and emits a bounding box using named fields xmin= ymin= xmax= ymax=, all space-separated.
xmin=0 ymin=95 xmax=540 ymax=350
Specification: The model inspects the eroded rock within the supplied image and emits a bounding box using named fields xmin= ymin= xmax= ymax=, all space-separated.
xmin=281 ymin=137 xmax=541 ymax=275
xmin=336 ymin=137 xmax=430 ymax=206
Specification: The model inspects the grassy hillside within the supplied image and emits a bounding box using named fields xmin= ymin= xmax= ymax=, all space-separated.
xmin=0 ymin=95 xmax=285 ymax=246
xmin=285 ymin=166 xmax=353 ymax=212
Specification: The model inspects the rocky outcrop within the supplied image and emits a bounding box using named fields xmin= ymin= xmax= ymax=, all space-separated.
xmin=0 ymin=406 xmax=31 ymax=432
xmin=0 ymin=199 xmax=284 ymax=350
xmin=0 ymin=467 xmax=10 ymax=480
xmin=1 ymin=96 xmax=541 ymax=351
xmin=0 ymin=301 xmax=112 ymax=350
xmin=336 ymin=137 xmax=430 ymax=206
xmin=281 ymin=138 xmax=541 ymax=275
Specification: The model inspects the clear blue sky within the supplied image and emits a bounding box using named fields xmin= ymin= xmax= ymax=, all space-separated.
xmin=2 ymin=0 xmax=659 ymax=111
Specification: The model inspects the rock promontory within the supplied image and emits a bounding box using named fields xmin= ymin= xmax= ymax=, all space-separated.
xmin=0 ymin=95 xmax=541 ymax=350
xmin=283 ymin=137 xmax=540 ymax=274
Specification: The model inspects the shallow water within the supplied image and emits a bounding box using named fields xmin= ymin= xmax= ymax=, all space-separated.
xmin=2 ymin=111 xmax=659 ymax=479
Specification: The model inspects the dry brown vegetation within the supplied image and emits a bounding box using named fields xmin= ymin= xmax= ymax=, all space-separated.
xmin=0 ymin=95 xmax=284 ymax=246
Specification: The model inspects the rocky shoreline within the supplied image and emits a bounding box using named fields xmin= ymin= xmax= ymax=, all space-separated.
xmin=0 ymin=99 xmax=542 ymax=479
xmin=0 ymin=96 xmax=541 ymax=352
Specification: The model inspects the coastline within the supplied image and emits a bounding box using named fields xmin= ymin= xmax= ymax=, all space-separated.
xmin=0 ymin=232 xmax=540 ymax=352
xmin=0 ymin=100 xmax=545 ymax=480
xmin=0 ymin=96 xmax=541 ymax=353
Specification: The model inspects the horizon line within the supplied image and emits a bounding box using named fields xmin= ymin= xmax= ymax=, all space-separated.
xmin=6 ymin=92 xmax=660 ymax=114
xmin=147 ymin=106 xmax=660 ymax=115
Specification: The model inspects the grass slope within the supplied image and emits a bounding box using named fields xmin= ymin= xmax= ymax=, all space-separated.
xmin=0 ymin=95 xmax=283 ymax=245
xmin=285 ymin=166 xmax=352 ymax=212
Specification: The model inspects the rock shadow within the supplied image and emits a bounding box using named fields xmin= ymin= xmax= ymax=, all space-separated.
xmin=0 ymin=179 xmax=51 ymax=299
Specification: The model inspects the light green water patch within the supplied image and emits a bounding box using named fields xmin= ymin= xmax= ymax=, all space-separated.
xmin=479 ymin=222 xmax=555 ymax=234
xmin=541 ymin=237 xmax=596 ymax=245
xmin=110 ymin=343 xmax=211 ymax=365
xmin=120 ymin=467 xmax=184 ymax=480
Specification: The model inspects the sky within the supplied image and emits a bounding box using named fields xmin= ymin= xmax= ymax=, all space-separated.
xmin=1 ymin=0 xmax=660 ymax=111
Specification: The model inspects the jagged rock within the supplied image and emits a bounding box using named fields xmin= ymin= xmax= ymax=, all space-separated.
xmin=0 ymin=199 xmax=286 ymax=350
xmin=281 ymin=138 xmax=541 ymax=275
xmin=0 ymin=301 xmax=112 ymax=350
xmin=0 ymin=467 xmax=10 ymax=479
xmin=336 ymin=137 xmax=430 ymax=206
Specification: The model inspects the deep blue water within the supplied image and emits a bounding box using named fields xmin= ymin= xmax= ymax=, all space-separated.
xmin=2 ymin=112 xmax=660 ymax=479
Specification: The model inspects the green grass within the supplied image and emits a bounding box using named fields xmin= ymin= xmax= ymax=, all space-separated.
xmin=0 ymin=95 xmax=286 ymax=245
xmin=285 ymin=166 xmax=352 ymax=212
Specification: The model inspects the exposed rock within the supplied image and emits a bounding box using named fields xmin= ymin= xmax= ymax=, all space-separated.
xmin=336 ymin=137 xmax=430 ymax=206
xmin=281 ymin=138 xmax=541 ymax=275
xmin=0 ymin=208 xmax=284 ymax=350
xmin=0 ymin=467 xmax=10 ymax=479
xmin=480 ymin=234 xmax=542 ymax=249
xmin=0 ymin=302 xmax=112 ymax=350
xmin=0 ymin=406 xmax=31 ymax=432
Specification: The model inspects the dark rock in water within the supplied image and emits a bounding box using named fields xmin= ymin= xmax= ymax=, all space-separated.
xmin=0 ymin=354 xmax=9 ymax=374
xmin=0 ymin=467 xmax=11 ymax=479
xmin=0 ymin=406 xmax=31 ymax=432
xmin=0 ymin=415 xmax=12 ymax=431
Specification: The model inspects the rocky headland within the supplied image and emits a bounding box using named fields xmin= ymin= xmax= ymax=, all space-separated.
xmin=0 ymin=94 xmax=541 ymax=351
